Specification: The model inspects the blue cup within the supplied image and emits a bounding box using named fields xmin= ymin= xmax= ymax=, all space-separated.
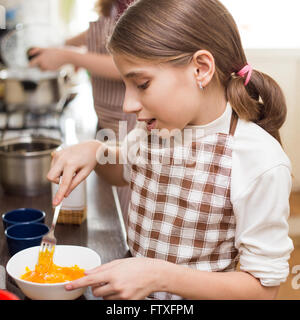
xmin=5 ymin=223 xmax=49 ymax=256
xmin=2 ymin=208 xmax=45 ymax=229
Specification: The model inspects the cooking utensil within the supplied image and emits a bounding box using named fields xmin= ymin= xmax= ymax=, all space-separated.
xmin=0 ymin=135 xmax=62 ymax=196
xmin=38 ymin=195 xmax=62 ymax=272
xmin=0 ymin=24 xmax=68 ymax=111
xmin=0 ymin=68 xmax=65 ymax=111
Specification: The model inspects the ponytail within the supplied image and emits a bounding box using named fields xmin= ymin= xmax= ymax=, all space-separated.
xmin=227 ymin=70 xmax=287 ymax=145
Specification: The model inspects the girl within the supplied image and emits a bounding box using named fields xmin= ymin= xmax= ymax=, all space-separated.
xmin=48 ymin=0 xmax=293 ymax=299
xmin=30 ymin=0 xmax=135 ymax=219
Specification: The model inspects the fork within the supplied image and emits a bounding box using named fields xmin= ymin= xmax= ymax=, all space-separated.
xmin=37 ymin=193 xmax=63 ymax=271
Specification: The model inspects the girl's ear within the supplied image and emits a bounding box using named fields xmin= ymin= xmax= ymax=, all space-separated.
xmin=192 ymin=50 xmax=215 ymax=89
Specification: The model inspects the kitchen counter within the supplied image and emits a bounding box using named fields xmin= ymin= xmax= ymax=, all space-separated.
xmin=0 ymin=77 xmax=130 ymax=299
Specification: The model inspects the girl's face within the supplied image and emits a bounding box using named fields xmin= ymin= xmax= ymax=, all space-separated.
xmin=113 ymin=54 xmax=204 ymax=132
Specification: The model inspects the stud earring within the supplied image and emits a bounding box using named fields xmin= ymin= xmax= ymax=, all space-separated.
xmin=194 ymin=69 xmax=204 ymax=90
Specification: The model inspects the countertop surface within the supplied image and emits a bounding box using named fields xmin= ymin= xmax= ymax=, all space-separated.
xmin=0 ymin=79 xmax=130 ymax=300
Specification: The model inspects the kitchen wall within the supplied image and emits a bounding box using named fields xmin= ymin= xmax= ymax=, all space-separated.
xmin=246 ymin=49 xmax=300 ymax=191
xmin=0 ymin=0 xmax=55 ymax=28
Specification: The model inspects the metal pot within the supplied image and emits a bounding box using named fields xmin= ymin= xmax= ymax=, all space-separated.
xmin=0 ymin=24 xmax=67 ymax=111
xmin=0 ymin=68 xmax=67 ymax=111
xmin=0 ymin=135 xmax=62 ymax=196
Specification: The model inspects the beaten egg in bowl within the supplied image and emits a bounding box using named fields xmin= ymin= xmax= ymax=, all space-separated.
xmin=6 ymin=245 xmax=101 ymax=300
xmin=21 ymin=247 xmax=85 ymax=283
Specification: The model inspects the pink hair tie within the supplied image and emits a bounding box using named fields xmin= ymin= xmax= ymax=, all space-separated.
xmin=237 ymin=64 xmax=253 ymax=86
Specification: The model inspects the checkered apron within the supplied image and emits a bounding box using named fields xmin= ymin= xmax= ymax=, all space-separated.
xmin=127 ymin=112 xmax=239 ymax=300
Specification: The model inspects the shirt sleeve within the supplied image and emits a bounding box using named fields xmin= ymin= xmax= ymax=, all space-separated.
xmin=233 ymin=165 xmax=294 ymax=287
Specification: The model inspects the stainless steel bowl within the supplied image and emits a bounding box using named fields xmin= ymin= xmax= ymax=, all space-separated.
xmin=0 ymin=136 xmax=62 ymax=196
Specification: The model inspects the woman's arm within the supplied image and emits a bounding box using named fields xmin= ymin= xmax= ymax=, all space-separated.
xmin=29 ymin=47 xmax=122 ymax=80
xmin=66 ymin=50 xmax=122 ymax=79
xmin=65 ymin=30 xmax=88 ymax=47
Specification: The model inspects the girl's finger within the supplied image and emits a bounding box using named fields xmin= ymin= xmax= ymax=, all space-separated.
xmin=91 ymin=283 xmax=116 ymax=298
xmin=47 ymin=162 xmax=63 ymax=184
xmin=65 ymin=271 xmax=108 ymax=291
xmin=64 ymin=167 xmax=90 ymax=198
xmin=84 ymin=259 xmax=123 ymax=275
xmin=103 ymin=293 xmax=121 ymax=300
xmin=49 ymin=166 xmax=60 ymax=185
xmin=53 ymin=166 xmax=76 ymax=205
xmin=49 ymin=152 xmax=61 ymax=184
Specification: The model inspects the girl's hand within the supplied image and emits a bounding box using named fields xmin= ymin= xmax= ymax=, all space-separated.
xmin=47 ymin=140 xmax=101 ymax=206
xmin=29 ymin=47 xmax=69 ymax=71
xmin=65 ymin=258 xmax=168 ymax=300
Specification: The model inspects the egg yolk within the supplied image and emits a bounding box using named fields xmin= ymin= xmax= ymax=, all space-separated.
xmin=20 ymin=247 xmax=85 ymax=284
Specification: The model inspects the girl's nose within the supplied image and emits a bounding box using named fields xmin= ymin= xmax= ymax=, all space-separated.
xmin=123 ymin=93 xmax=142 ymax=114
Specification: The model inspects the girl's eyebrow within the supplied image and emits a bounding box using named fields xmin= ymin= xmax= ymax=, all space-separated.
xmin=125 ymin=71 xmax=147 ymax=79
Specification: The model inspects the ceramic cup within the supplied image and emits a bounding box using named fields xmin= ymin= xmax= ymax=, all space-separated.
xmin=5 ymin=223 xmax=49 ymax=256
xmin=2 ymin=208 xmax=45 ymax=229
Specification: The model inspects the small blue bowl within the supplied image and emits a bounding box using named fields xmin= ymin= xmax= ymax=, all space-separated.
xmin=2 ymin=208 xmax=45 ymax=229
xmin=5 ymin=223 xmax=49 ymax=256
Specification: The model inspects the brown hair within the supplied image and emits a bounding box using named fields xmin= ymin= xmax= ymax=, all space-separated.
xmin=108 ymin=0 xmax=287 ymax=144
xmin=95 ymin=0 xmax=116 ymax=17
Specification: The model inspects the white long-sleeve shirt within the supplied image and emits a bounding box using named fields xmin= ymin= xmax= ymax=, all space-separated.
xmin=119 ymin=103 xmax=294 ymax=287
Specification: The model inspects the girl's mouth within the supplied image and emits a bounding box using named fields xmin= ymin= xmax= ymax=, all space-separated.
xmin=138 ymin=118 xmax=157 ymax=131
xmin=146 ymin=118 xmax=157 ymax=131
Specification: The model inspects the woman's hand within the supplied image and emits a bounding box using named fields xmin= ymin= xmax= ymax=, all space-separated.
xmin=65 ymin=258 xmax=169 ymax=300
xmin=47 ymin=140 xmax=101 ymax=206
xmin=29 ymin=47 xmax=70 ymax=71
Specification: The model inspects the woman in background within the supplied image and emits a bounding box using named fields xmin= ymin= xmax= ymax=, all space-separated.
xmin=30 ymin=0 xmax=136 ymax=220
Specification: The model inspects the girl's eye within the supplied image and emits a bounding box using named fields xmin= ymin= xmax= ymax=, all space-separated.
xmin=137 ymin=81 xmax=150 ymax=90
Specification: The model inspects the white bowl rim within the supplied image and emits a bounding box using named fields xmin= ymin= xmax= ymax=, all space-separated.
xmin=6 ymin=245 xmax=101 ymax=287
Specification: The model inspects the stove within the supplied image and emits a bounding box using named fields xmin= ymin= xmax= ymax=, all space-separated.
xmin=0 ymin=93 xmax=76 ymax=141
xmin=0 ymin=108 xmax=62 ymax=141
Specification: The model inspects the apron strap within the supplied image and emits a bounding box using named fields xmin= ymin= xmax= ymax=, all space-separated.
xmin=229 ymin=110 xmax=238 ymax=136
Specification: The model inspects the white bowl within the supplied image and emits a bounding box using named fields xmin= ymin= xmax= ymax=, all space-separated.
xmin=6 ymin=245 xmax=101 ymax=300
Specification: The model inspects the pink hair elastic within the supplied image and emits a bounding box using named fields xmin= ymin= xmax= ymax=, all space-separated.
xmin=237 ymin=64 xmax=253 ymax=86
